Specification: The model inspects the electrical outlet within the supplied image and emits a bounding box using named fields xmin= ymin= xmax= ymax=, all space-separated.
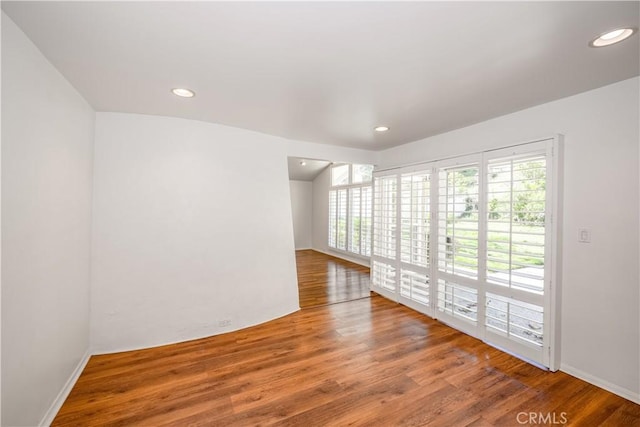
xmin=218 ymin=319 xmax=232 ymax=327
xmin=578 ymin=228 xmax=591 ymax=243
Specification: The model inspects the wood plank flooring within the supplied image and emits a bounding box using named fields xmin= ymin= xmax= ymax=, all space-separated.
xmin=296 ymin=250 xmax=370 ymax=308
xmin=53 ymin=254 xmax=640 ymax=426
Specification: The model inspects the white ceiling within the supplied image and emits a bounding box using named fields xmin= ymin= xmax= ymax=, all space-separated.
xmin=2 ymin=2 xmax=638 ymax=150
xmin=288 ymin=157 xmax=331 ymax=181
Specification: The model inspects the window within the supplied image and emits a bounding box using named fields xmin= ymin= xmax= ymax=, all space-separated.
xmin=398 ymin=171 xmax=432 ymax=310
xmin=353 ymin=164 xmax=374 ymax=184
xmin=328 ymin=188 xmax=348 ymax=250
xmin=486 ymin=155 xmax=546 ymax=293
xmin=347 ymin=187 xmax=372 ymax=255
xmin=401 ymin=172 xmax=431 ymax=267
xmin=438 ymin=165 xmax=479 ymax=280
xmin=328 ymin=191 xmax=337 ymax=248
xmin=349 ymin=188 xmax=362 ymax=254
xmin=336 ymin=189 xmax=347 ymax=250
xmin=331 ymin=164 xmax=349 ymax=186
xmin=361 ymin=187 xmax=372 ymax=257
xmin=371 ymin=174 xmax=397 ymax=297
xmin=370 ymin=137 xmax=561 ymax=370
xmin=328 ymin=163 xmax=373 ymax=258
xmin=483 ymin=153 xmax=548 ymax=353
xmin=436 ymin=162 xmax=481 ymax=332
xmin=373 ymin=175 xmax=396 ymax=260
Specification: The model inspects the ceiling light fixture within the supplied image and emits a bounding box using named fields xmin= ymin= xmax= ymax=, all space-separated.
xmin=300 ymin=160 xmax=307 ymax=166
xmin=171 ymin=88 xmax=196 ymax=98
xmin=589 ymin=28 xmax=636 ymax=47
xmin=374 ymin=126 xmax=390 ymax=132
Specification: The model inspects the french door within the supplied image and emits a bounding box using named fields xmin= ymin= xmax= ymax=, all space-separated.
xmin=371 ymin=137 xmax=561 ymax=370
xmin=434 ymin=154 xmax=482 ymax=338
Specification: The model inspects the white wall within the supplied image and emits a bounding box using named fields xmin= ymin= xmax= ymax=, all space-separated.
xmin=311 ymin=167 xmax=331 ymax=254
xmin=1 ymin=13 xmax=94 ymax=427
xmin=91 ymin=113 xmax=302 ymax=353
xmin=289 ymin=181 xmax=313 ymax=249
xmin=378 ymin=77 xmax=640 ymax=402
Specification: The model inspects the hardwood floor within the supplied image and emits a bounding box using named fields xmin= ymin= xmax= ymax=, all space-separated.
xmin=296 ymin=249 xmax=371 ymax=308
xmin=53 ymin=256 xmax=640 ymax=426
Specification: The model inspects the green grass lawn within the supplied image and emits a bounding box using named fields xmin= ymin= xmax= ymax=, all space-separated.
xmin=443 ymin=218 xmax=545 ymax=273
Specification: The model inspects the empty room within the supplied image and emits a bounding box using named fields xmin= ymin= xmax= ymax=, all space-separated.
xmin=1 ymin=1 xmax=639 ymax=426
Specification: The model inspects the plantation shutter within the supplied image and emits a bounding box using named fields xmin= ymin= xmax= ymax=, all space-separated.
xmin=336 ymin=189 xmax=347 ymax=250
xmin=486 ymin=155 xmax=546 ymax=293
xmin=435 ymin=161 xmax=481 ymax=334
xmin=483 ymin=150 xmax=549 ymax=363
xmin=372 ymin=175 xmax=398 ymax=297
xmin=328 ymin=190 xmax=337 ymax=248
xmin=361 ymin=186 xmax=373 ymax=257
xmin=398 ymin=171 xmax=432 ymax=313
xmin=349 ymin=188 xmax=361 ymax=254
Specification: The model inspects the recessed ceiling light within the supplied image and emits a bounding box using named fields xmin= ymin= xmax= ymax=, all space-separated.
xmin=300 ymin=160 xmax=307 ymax=166
xmin=171 ymin=88 xmax=195 ymax=98
xmin=590 ymin=28 xmax=636 ymax=47
xmin=374 ymin=126 xmax=390 ymax=132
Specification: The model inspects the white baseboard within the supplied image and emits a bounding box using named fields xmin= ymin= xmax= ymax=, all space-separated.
xmin=560 ymin=363 xmax=640 ymax=404
xmin=40 ymin=350 xmax=92 ymax=426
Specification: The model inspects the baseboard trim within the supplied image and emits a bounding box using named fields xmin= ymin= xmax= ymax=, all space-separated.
xmin=560 ymin=363 xmax=640 ymax=404
xmin=40 ymin=350 xmax=92 ymax=426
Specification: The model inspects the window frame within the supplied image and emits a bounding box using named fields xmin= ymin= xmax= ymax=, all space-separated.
xmin=328 ymin=163 xmax=374 ymax=259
